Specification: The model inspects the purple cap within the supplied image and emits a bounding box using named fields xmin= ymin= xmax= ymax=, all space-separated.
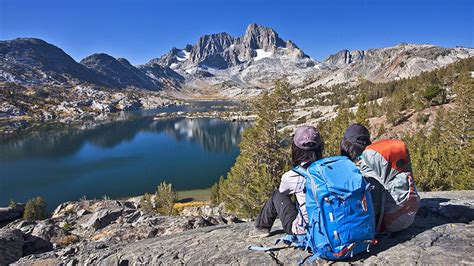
xmin=293 ymin=125 xmax=322 ymax=151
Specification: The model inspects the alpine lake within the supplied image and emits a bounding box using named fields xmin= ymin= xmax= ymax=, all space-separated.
xmin=0 ymin=101 xmax=252 ymax=210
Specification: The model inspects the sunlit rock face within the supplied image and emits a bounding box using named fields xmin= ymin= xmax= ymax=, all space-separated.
xmin=148 ymin=25 xmax=473 ymax=98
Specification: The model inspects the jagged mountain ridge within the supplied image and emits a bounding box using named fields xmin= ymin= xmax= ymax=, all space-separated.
xmin=149 ymin=23 xmax=308 ymax=70
xmin=0 ymin=24 xmax=473 ymax=98
xmin=146 ymin=23 xmax=315 ymax=98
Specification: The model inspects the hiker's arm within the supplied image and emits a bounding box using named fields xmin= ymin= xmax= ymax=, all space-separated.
xmin=360 ymin=163 xmax=378 ymax=180
xmin=360 ymin=160 xmax=385 ymax=223
xmin=279 ymin=172 xmax=302 ymax=195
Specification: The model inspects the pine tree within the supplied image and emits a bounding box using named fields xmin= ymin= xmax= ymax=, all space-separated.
xmin=154 ymin=182 xmax=178 ymax=215
xmin=405 ymin=66 xmax=473 ymax=191
xmin=9 ymin=199 xmax=18 ymax=209
xmin=216 ymin=80 xmax=293 ymax=218
xmin=140 ymin=193 xmax=154 ymax=212
xmin=355 ymin=92 xmax=369 ymax=127
xmin=210 ymin=176 xmax=224 ymax=204
xmin=23 ymin=197 xmax=47 ymax=221
xmin=317 ymin=108 xmax=352 ymax=156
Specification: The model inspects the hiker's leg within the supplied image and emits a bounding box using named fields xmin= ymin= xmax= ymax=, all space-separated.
xmin=272 ymin=190 xmax=298 ymax=234
xmin=255 ymin=190 xmax=279 ymax=230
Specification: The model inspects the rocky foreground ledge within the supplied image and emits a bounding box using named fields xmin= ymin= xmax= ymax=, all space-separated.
xmin=3 ymin=191 xmax=473 ymax=265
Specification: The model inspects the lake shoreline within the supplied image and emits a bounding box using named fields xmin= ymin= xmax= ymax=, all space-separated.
xmin=1 ymin=187 xmax=214 ymax=213
xmin=0 ymin=84 xmax=188 ymax=135
xmin=124 ymin=187 xmax=212 ymax=204
xmin=153 ymin=110 xmax=256 ymax=122
xmin=1 ymin=113 xmax=249 ymax=210
xmin=0 ymin=99 xmax=250 ymax=137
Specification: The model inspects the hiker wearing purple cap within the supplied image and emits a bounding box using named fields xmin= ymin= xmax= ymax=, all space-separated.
xmin=251 ymin=126 xmax=323 ymax=237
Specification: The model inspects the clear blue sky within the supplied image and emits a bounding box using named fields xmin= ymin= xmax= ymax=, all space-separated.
xmin=1 ymin=0 xmax=472 ymax=65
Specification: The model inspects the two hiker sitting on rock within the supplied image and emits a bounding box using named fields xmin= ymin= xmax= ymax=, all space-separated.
xmin=251 ymin=123 xmax=420 ymax=260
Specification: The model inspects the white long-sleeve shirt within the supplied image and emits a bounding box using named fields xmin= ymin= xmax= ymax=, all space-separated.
xmin=279 ymin=169 xmax=307 ymax=235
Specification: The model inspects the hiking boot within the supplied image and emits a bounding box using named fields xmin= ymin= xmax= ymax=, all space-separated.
xmin=249 ymin=227 xmax=271 ymax=238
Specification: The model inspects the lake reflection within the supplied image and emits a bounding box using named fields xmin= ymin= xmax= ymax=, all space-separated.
xmin=0 ymin=117 xmax=251 ymax=209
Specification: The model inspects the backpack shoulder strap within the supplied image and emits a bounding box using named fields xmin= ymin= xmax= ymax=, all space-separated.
xmin=292 ymin=165 xmax=309 ymax=178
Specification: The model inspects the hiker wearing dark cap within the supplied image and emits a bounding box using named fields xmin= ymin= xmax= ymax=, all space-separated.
xmin=340 ymin=123 xmax=372 ymax=163
xmin=251 ymin=125 xmax=324 ymax=237
xmin=341 ymin=123 xmax=420 ymax=233
xmin=340 ymin=123 xmax=384 ymax=221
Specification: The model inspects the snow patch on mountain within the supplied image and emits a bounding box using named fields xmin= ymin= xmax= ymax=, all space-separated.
xmin=254 ymin=49 xmax=273 ymax=61
xmin=176 ymin=50 xmax=190 ymax=61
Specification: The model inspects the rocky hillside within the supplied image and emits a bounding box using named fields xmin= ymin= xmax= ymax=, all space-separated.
xmin=1 ymin=24 xmax=472 ymax=99
xmin=0 ymin=197 xmax=242 ymax=265
xmin=0 ymin=38 xmax=179 ymax=91
xmin=1 ymin=190 xmax=472 ymax=265
xmin=310 ymin=44 xmax=473 ymax=87
xmin=0 ymin=38 xmax=107 ymax=87
xmin=80 ymin=54 xmax=160 ymax=90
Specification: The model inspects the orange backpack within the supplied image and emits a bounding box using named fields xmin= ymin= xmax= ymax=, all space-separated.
xmin=360 ymin=139 xmax=420 ymax=233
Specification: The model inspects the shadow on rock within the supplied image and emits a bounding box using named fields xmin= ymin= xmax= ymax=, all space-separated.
xmin=23 ymin=234 xmax=53 ymax=256
xmin=350 ymin=197 xmax=474 ymax=261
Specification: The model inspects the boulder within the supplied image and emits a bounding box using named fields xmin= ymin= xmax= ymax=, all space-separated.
xmin=91 ymin=101 xmax=117 ymax=113
xmin=190 ymin=217 xmax=213 ymax=229
xmin=0 ymin=229 xmax=23 ymax=265
xmin=0 ymin=204 xmax=25 ymax=223
xmin=120 ymin=201 xmax=139 ymax=210
xmin=14 ymin=220 xmax=37 ymax=235
xmin=181 ymin=204 xmax=226 ymax=217
xmin=31 ymin=221 xmax=58 ymax=241
xmin=84 ymin=208 xmax=122 ymax=230
xmin=124 ymin=210 xmax=142 ymax=224
xmin=115 ymin=98 xmax=142 ymax=111
xmin=23 ymin=234 xmax=53 ymax=256
xmin=51 ymin=202 xmax=76 ymax=218
xmin=76 ymin=209 xmax=90 ymax=217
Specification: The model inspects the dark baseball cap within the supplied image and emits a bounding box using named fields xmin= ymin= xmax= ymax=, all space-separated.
xmin=340 ymin=123 xmax=371 ymax=160
xmin=293 ymin=125 xmax=323 ymax=151
xmin=343 ymin=123 xmax=371 ymax=147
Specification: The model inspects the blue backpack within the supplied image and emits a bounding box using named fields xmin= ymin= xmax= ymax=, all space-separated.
xmin=293 ymin=156 xmax=377 ymax=261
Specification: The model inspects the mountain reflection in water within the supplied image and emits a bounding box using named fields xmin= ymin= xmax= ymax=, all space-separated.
xmin=0 ymin=117 xmax=251 ymax=160
xmin=0 ymin=117 xmax=251 ymax=209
